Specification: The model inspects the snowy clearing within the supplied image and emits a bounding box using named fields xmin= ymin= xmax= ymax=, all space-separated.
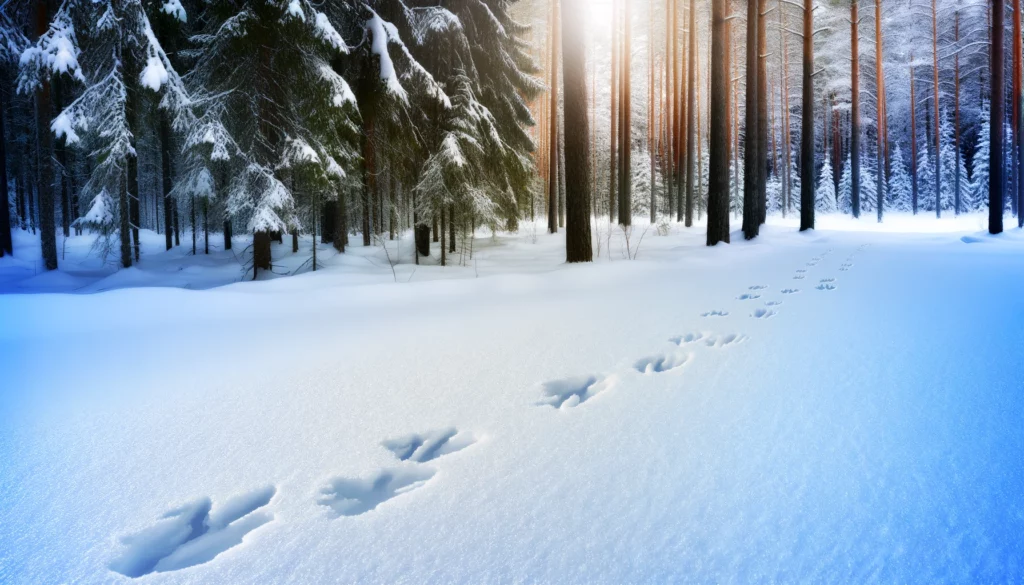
xmin=2 ymin=216 xmax=1024 ymax=583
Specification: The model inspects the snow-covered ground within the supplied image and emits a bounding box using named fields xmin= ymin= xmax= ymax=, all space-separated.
xmin=2 ymin=215 xmax=1024 ymax=583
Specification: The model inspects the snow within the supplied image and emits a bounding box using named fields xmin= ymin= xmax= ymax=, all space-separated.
xmin=313 ymin=12 xmax=347 ymax=53
xmin=366 ymin=12 xmax=408 ymax=103
xmin=140 ymin=55 xmax=169 ymax=92
xmin=161 ymin=0 xmax=187 ymax=23
xmin=50 ymin=111 xmax=81 ymax=145
xmin=2 ymin=217 xmax=1024 ymax=583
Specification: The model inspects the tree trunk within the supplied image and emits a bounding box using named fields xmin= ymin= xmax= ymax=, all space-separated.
xmin=204 ymin=199 xmax=210 ymax=254
xmin=34 ymin=0 xmax=57 ymax=270
xmin=757 ymin=0 xmax=768 ymax=224
xmin=743 ymin=0 xmax=761 ymax=239
xmin=548 ymin=0 xmax=561 ymax=234
xmin=1011 ymin=0 xmax=1019 ymax=222
xmin=931 ymin=0 xmax=941 ymax=218
xmin=562 ymin=0 xmax=593 ymax=262
xmin=54 ymin=78 xmax=70 ymax=239
xmin=676 ymin=0 xmax=686 ymax=224
xmin=161 ymin=114 xmax=174 ymax=250
xmin=684 ymin=0 xmax=697 ymax=226
xmin=910 ymin=54 xmax=918 ymax=214
xmin=992 ymin=0 xmax=1006 ymax=233
xmin=253 ymin=230 xmax=271 ymax=276
xmin=954 ymin=9 xmax=962 ymax=216
xmin=362 ymin=118 xmax=374 ymax=246
xmin=780 ymin=0 xmax=792 ymax=217
xmin=0 ymin=71 xmax=11 ymax=257
xmin=190 ymin=196 xmax=196 ymax=255
xmin=851 ymin=0 xmax=861 ymax=218
xmin=799 ymin=0 xmax=815 ymax=231
xmin=665 ymin=0 xmax=675 ymax=221
xmin=707 ymin=0 xmax=731 ymax=245
xmin=618 ymin=0 xmax=632 ymax=226
xmin=224 ymin=219 xmax=232 ymax=251
xmin=875 ymin=0 xmax=886 ymax=222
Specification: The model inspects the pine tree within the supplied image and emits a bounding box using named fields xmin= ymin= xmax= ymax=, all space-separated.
xmin=971 ymin=106 xmax=991 ymax=212
xmin=184 ymin=0 xmax=359 ymax=276
xmin=888 ymin=143 xmax=913 ymax=212
xmin=838 ymin=154 xmax=852 ymax=214
xmin=815 ymin=156 xmax=837 ymax=213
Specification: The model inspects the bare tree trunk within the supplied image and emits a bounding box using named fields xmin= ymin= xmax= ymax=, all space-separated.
xmin=851 ymin=0 xmax=861 ymax=218
xmin=743 ymin=0 xmax=761 ymax=239
xmin=666 ymin=0 xmax=675 ymax=220
xmin=707 ymin=0 xmax=731 ymax=245
xmin=34 ymin=0 xmax=57 ymax=270
xmin=875 ymin=0 xmax=886 ymax=222
xmin=931 ymin=0 xmax=941 ymax=218
xmin=799 ymin=0 xmax=815 ymax=231
xmin=618 ymin=0 xmax=633 ymax=226
xmin=954 ymin=8 xmax=962 ymax=216
xmin=562 ymin=0 xmax=593 ymax=262
xmin=610 ymin=0 xmax=619 ymax=223
xmin=649 ymin=0 xmax=657 ymax=223
xmin=0 ymin=71 xmax=11 ymax=257
xmin=548 ymin=0 xmax=560 ymax=233
xmin=910 ymin=54 xmax=919 ymax=214
xmin=757 ymin=0 xmax=768 ymax=224
xmin=684 ymin=0 xmax=697 ymax=226
xmin=1015 ymin=0 xmax=1024 ymax=222
xmin=780 ymin=0 xmax=792 ymax=217
xmin=992 ymin=0 xmax=1006 ymax=233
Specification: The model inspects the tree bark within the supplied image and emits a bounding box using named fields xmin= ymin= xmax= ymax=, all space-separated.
xmin=161 ymin=115 xmax=174 ymax=250
xmin=757 ymin=0 xmax=768 ymax=225
xmin=910 ymin=54 xmax=918 ymax=214
xmin=875 ymin=0 xmax=886 ymax=222
xmin=954 ymin=9 xmax=962 ymax=216
xmin=707 ymin=0 xmax=731 ymax=245
xmin=562 ymin=0 xmax=593 ymax=262
xmin=743 ymin=0 xmax=761 ymax=239
xmin=992 ymin=0 xmax=1006 ymax=233
xmin=610 ymin=0 xmax=619 ymax=223
xmin=618 ymin=0 xmax=633 ymax=226
xmin=1011 ymin=0 xmax=1019 ymax=222
xmin=799 ymin=0 xmax=815 ymax=231
xmin=851 ymin=0 xmax=861 ymax=218
xmin=548 ymin=0 xmax=560 ymax=233
xmin=0 ymin=70 xmax=11 ymax=257
xmin=684 ymin=0 xmax=697 ymax=226
xmin=34 ymin=0 xmax=57 ymax=269
xmin=931 ymin=0 xmax=941 ymax=218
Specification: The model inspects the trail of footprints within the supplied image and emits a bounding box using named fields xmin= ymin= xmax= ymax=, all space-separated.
xmin=110 ymin=245 xmax=865 ymax=578
xmin=111 ymin=428 xmax=479 ymax=577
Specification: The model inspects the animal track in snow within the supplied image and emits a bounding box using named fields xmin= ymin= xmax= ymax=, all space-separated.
xmin=793 ymin=275 xmax=806 ymax=280
xmin=781 ymin=288 xmax=800 ymax=294
xmin=704 ymin=333 xmax=749 ymax=348
xmin=816 ymin=283 xmax=837 ymax=291
xmin=737 ymin=293 xmax=761 ymax=301
xmin=764 ymin=300 xmax=783 ymax=307
xmin=806 ymin=262 xmax=818 ymax=267
xmin=634 ymin=351 xmax=690 ymax=374
xmin=701 ymin=310 xmax=729 ymax=317
xmin=748 ymin=285 xmax=769 ymax=291
xmin=109 ymin=486 xmax=276 ymax=578
xmin=751 ymin=308 xmax=777 ymax=319
xmin=382 ymin=429 xmax=476 ymax=463
xmin=820 ymin=278 xmax=836 ymax=283
xmin=537 ymin=374 xmax=618 ymax=409
xmin=796 ymin=269 xmax=807 ymax=273
xmin=670 ymin=332 xmax=705 ymax=345
xmin=318 ymin=468 xmax=435 ymax=517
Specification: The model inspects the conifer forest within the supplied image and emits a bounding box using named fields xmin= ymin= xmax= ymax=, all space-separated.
xmin=2 ymin=0 xmax=1024 ymax=583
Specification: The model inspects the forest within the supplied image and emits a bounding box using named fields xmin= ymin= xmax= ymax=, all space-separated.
xmin=1 ymin=0 xmax=1020 ymax=280
xmin=5 ymin=2 xmax=1024 ymax=582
